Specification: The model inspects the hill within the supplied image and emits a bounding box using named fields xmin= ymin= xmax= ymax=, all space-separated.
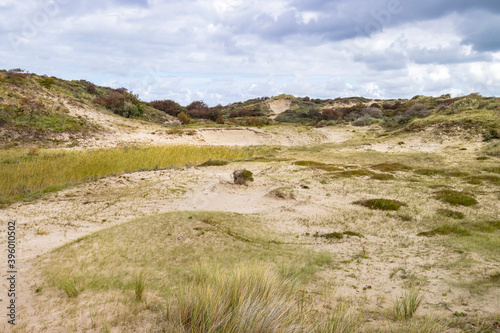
xmin=1 ymin=69 xmax=499 ymax=149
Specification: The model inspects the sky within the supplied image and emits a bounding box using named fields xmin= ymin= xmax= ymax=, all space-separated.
xmin=1 ymin=0 xmax=499 ymax=106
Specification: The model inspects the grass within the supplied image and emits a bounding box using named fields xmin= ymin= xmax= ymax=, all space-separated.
xmin=436 ymin=208 xmax=465 ymax=219
xmin=393 ymin=288 xmax=424 ymax=320
xmin=38 ymin=211 xmax=354 ymax=331
xmin=434 ymin=190 xmax=478 ymax=206
xmin=417 ymin=220 xmax=500 ymax=237
xmin=166 ymin=264 xmax=312 ymax=332
xmin=370 ymin=163 xmax=412 ymax=172
xmin=0 ymin=145 xmax=260 ymax=205
xmin=353 ymin=198 xmax=407 ymax=211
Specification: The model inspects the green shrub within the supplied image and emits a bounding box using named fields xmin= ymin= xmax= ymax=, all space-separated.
xmin=435 ymin=190 xmax=478 ymax=206
xmin=353 ymin=199 xmax=407 ymax=211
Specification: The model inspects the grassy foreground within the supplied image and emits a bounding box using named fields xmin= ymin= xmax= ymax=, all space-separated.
xmin=32 ymin=211 xmax=363 ymax=332
xmin=0 ymin=145 xmax=261 ymax=205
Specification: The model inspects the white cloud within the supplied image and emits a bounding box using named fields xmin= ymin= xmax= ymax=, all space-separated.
xmin=0 ymin=0 xmax=498 ymax=105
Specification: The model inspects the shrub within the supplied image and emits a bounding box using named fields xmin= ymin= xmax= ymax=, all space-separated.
xmin=93 ymin=88 xmax=144 ymax=118
xmin=360 ymin=107 xmax=382 ymax=118
xmin=186 ymin=101 xmax=211 ymax=119
xmin=320 ymin=109 xmax=342 ymax=121
xmin=177 ymin=111 xmax=191 ymax=125
xmin=38 ymin=77 xmax=55 ymax=89
xmin=352 ymin=115 xmax=374 ymax=127
xmin=229 ymin=108 xmax=263 ymax=118
xmin=353 ymin=199 xmax=407 ymax=211
xmin=435 ymin=190 xmax=478 ymax=206
xmin=417 ymin=224 xmax=471 ymax=237
xmin=85 ymin=83 xmax=98 ymax=94
xmin=150 ymin=99 xmax=185 ymax=116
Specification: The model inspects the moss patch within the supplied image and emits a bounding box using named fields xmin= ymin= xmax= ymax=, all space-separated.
xmin=353 ymin=199 xmax=407 ymax=211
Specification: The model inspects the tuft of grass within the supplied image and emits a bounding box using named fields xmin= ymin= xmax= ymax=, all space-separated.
xmin=370 ymin=163 xmax=412 ymax=172
xmin=320 ymin=304 xmax=364 ymax=333
xmin=435 ymin=190 xmax=478 ymax=206
xmin=393 ymin=288 xmax=424 ymax=320
xmin=436 ymin=208 xmax=465 ymax=219
xmin=353 ymin=198 xmax=407 ymax=211
xmin=166 ymin=264 xmax=314 ymax=332
xmin=134 ymin=271 xmax=146 ymax=301
xmin=56 ymin=276 xmax=79 ymax=298
xmin=198 ymin=159 xmax=230 ymax=167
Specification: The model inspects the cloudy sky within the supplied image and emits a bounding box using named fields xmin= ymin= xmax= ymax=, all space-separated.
xmin=1 ymin=0 xmax=499 ymax=105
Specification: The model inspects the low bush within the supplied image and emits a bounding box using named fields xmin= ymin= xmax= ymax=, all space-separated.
xmin=150 ymin=99 xmax=185 ymax=116
xmin=353 ymin=199 xmax=407 ymax=211
xmin=435 ymin=190 xmax=478 ymax=206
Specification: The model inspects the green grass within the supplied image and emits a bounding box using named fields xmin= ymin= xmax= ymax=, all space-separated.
xmin=436 ymin=208 xmax=465 ymax=219
xmin=353 ymin=198 xmax=407 ymax=211
xmin=418 ymin=220 xmax=500 ymax=237
xmin=0 ymin=145 xmax=260 ymax=205
xmin=434 ymin=190 xmax=478 ymax=206
xmin=370 ymin=163 xmax=412 ymax=172
xmin=38 ymin=211 xmax=357 ymax=332
xmin=393 ymin=288 xmax=424 ymax=320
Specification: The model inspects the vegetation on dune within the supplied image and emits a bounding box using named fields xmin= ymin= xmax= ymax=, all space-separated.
xmin=0 ymin=145 xmax=260 ymax=205
xmin=40 ymin=211 xmax=362 ymax=332
xmin=353 ymin=198 xmax=407 ymax=211
xmin=3 ymin=70 xmax=500 ymax=143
